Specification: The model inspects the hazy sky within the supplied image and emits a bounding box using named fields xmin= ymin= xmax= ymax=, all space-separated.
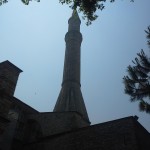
xmin=0 ymin=0 xmax=150 ymax=131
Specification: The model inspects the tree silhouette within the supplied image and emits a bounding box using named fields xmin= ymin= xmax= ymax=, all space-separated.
xmin=123 ymin=26 xmax=150 ymax=113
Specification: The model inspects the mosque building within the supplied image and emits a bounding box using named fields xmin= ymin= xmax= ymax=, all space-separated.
xmin=0 ymin=10 xmax=150 ymax=150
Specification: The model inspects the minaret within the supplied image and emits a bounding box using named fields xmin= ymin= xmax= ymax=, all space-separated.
xmin=53 ymin=10 xmax=90 ymax=124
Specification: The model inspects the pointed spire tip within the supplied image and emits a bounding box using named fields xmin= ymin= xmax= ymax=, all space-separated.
xmin=72 ymin=9 xmax=79 ymax=19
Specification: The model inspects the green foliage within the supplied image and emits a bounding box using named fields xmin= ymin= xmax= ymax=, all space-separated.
xmin=0 ymin=0 xmax=8 ymax=6
xmin=21 ymin=0 xmax=30 ymax=5
xmin=0 ymin=0 xmax=40 ymax=6
xmin=59 ymin=0 xmax=109 ymax=25
xmin=145 ymin=26 xmax=150 ymax=47
xmin=21 ymin=0 xmax=40 ymax=5
xmin=123 ymin=26 xmax=150 ymax=113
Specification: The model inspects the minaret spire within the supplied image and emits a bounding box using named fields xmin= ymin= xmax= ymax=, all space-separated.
xmin=53 ymin=10 xmax=90 ymax=124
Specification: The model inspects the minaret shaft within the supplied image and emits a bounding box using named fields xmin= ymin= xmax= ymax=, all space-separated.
xmin=53 ymin=10 xmax=90 ymax=124
xmin=62 ymin=31 xmax=82 ymax=85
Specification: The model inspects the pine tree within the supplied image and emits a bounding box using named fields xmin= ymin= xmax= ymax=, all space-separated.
xmin=123 ymin=26 xmax=150 ymax=113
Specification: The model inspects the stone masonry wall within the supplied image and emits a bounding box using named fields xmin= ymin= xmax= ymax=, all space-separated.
xmin=28 ymin=111 xmax=89 ymax=138
xmin=24 ymin=117 xmax=146 ymax=150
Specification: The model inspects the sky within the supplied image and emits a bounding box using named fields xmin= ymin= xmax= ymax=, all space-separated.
xmin=0 ymin=0 xmax=150 ymax=132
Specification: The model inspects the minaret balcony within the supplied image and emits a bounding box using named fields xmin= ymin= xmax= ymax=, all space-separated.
xmin=65 ymin=31 xmax=82 ymax=43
